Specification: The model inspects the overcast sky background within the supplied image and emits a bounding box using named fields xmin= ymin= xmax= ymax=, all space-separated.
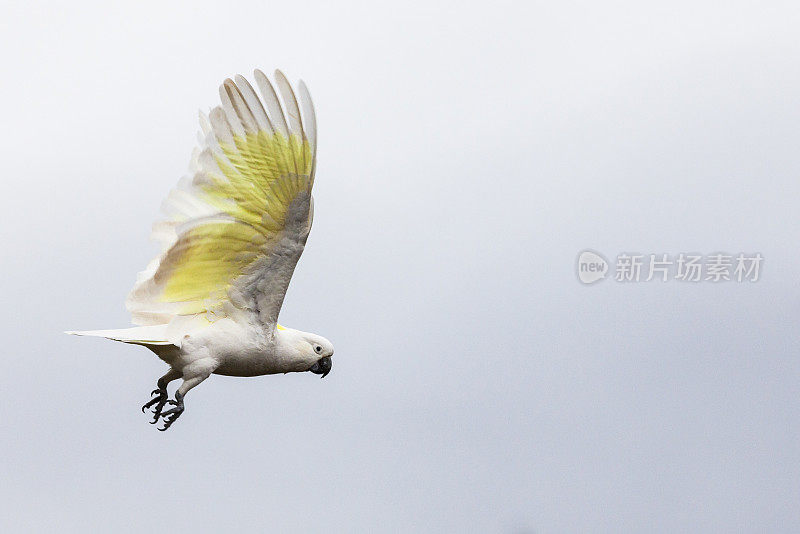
xmin=1 ymin=1 xmax=798 ymax=532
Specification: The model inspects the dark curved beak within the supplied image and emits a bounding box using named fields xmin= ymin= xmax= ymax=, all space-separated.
xmin=308 ymin=356 xmax=332 ymax=378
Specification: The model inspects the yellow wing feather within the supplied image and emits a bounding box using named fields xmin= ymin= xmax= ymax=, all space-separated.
xmin=127 ymin=70 xmax=316 ymax=326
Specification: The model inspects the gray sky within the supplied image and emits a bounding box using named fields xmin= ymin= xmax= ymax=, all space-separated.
xmin=1 ymin=1 xmax=799 ymax=532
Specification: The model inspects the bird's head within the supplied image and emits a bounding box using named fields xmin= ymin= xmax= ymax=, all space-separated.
xmin=303 ymin=333 xmax=334 ymax=378
xmin=276 ymin=327 xmax=334 ymax=378
xmin=275 ymin=325 xmax=333 ymax=378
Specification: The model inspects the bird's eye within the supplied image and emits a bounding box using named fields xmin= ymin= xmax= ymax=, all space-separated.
xmin=315 ymin=345 xmax=322 ymax=353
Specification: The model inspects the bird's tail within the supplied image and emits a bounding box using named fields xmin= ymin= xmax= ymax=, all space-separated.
xmin=65 ymin=325 xmax=172 ymax=346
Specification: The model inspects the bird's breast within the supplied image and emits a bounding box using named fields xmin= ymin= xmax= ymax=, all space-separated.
xmin=212 ymin=344 xmax=285 ymax=377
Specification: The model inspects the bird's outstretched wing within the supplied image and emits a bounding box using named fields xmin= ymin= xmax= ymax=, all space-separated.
xmin=126 ymin=69 xmax=317 ymax=334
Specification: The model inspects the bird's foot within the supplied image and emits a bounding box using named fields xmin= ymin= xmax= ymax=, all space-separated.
xmin=157 ymin=392 xmax=184 ymax=431
xmin=142 ymin=387 xmax=169 ymax=423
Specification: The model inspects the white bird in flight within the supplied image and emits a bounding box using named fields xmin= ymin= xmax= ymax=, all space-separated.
xmin=67 ymin=69 xmax=334 ymax=430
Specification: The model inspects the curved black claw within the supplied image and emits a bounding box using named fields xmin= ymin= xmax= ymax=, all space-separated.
xmin=142 ymin=388 xmax=168 ymax=423
xmin=157 ymin=392 xmax=184 ymax=432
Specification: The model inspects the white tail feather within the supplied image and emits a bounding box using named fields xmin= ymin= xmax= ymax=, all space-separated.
xmin=65 ymin=325 xmax=172 ymax=346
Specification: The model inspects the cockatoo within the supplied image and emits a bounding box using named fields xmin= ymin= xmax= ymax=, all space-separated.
xmin=67 ymin=69 xmax=333 ymax=431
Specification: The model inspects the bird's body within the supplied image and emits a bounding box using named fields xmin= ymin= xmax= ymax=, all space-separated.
xmin=73 ymin=321 xmax=324 ymax=376
xmin=67 ymin=69 xmax=334 ymax=430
